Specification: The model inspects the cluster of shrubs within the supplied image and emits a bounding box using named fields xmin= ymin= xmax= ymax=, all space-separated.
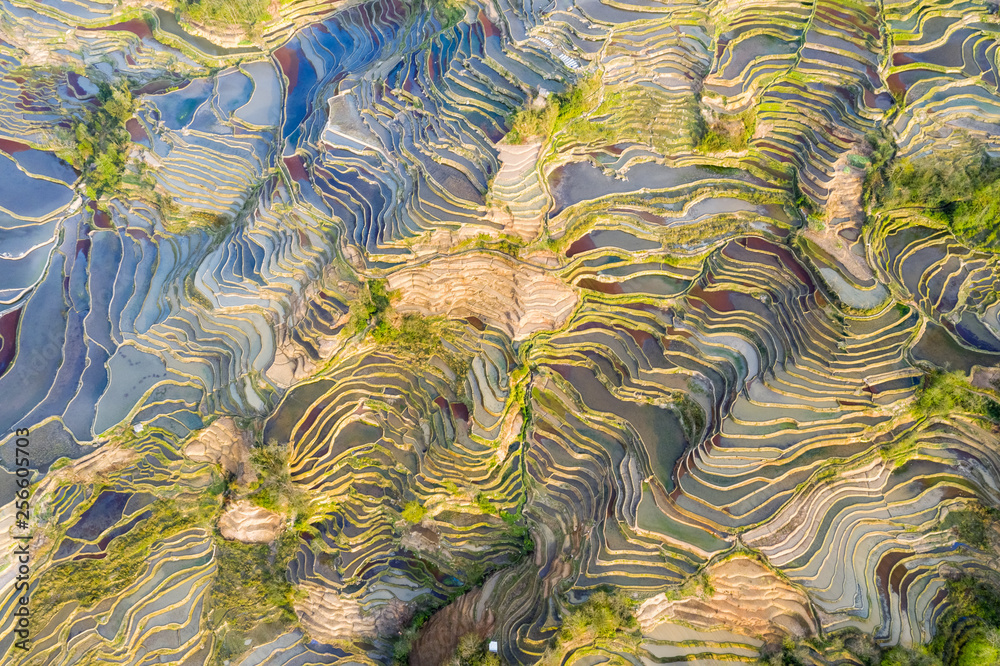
xmin=872 ymin=137 xmax=1000 ymax=250
xmin=696 ymin=109 xmax=755 ymax=153
xmin=60 ymin=82 xmax=135 ymax=200
xmin=506 ymin=75 xmax=601 ymax=144
xmin=912 ymin=369 xmax=1000 ymax=421
xmin=348 ymin=279 xmax=443 ymax=356
xmin=175 ymin=0 xmax=271 ymax=32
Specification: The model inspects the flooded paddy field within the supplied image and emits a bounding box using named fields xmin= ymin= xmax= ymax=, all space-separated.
xmin=2 ymin=0 xmax=1000 ymax=664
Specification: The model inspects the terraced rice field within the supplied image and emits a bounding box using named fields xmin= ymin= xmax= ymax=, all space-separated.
xmin=1 ymin=0 xmax=1000 ymax=664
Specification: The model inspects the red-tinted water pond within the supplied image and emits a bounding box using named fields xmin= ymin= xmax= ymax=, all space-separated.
xmin=0 ymin=307 xmax=21 ymax=377
xmin=80 ymin=17 xmax=152 ymax=39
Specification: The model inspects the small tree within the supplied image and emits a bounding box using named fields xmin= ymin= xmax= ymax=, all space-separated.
xmin=62 ymin=81 xmax=136 ymax=200
xmin=402 ymin=500 xmax=427 ymax=523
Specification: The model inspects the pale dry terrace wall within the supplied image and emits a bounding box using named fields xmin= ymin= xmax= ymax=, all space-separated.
xmin=637 ymin=556 xmax=818 ymax=641
xmin=184 ymin=416 xmax=256 ymax=485
xmin=386 ymin=251 xmax=578 ymax=340
xmin=218 ymin=500 xmax=284 ymax=543
xmin=294 ymin=582 xmax=377 ymax=643
xmin=488 ymin=141 xmax=548 ymax=242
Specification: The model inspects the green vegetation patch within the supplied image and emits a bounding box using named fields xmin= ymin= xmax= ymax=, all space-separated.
xmin=391 ymin=612 xmax=429 ymax=665
xmin=796 ymin=553 xmax=1000 ymax=665
xmin=659 ymin=571 xmax=714 ymax=602
xmin=454 ymin=232 xmax=523 ymax=257
xmin=696 ymin=109 xmax=755 ymax=153
xmin=206 ymin=536 xmax=299 ymax=631
xmin=402 ymin=500 xmax=428 ymax=523
xmin=503 ymin=517 xmax=534 ymax=555
xmin=674 ymin=393 xmax=706 ymax=444
xmin=878 ymin=645 xmax=943 ymax=666
xmin=506 ymin=74 xmax=602 ymax=144
xmin=930 ymin=574 xmax=1000 ymax=666
xmin=764 ymin=631 xmax=942 ymax=665
xmin=30 ymin=498 xmax=214 ymax=635
xmin=451 ymin=634 xmax=501 ymax=666
xmin=349 ymin=278 xmax=393 ymax=335
xmin=942 ymin=504 xmax=1000 ymax=550
xmin=574 ymin=84 xmax=692 ymax=152
xmin=426 ymin=0 xmax=465 ymax=29
xmin=475 ymin=491 xmax=498 ymax=515
xmin=175 ymin=0 xmax=271 ymax=31
xmin=952 ymin=636 xmax=1000 ymax=666
xmin=206 ymin=531 xmax=301 ymax=665
xmin=541 ymin=588 xmax=639 ymax=663
xmin=245 ymin=440 xmax=325 ymax=534
xmin=247 ymin=442 xmax=296 ymax=510
xmin=375 ymin=312 xmax=443 ymax=356
xmin=348 ymin=278 xmax=445 ymax=358
xmin=60 ymin=81 xmax=136 ymax=200
xmin=861 ymin=128 xmax=897 ymax=208
xmin=875 ymin=139 xmax=1000 ymax=249
xmin=912 ymin=369 xmax=1000 ymax=421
